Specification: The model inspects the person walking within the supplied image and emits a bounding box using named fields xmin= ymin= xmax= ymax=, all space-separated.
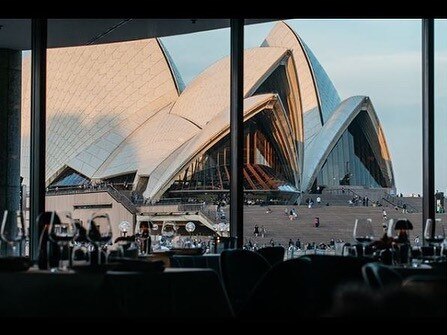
xmin=316 ymin=196 xmax=321 ymax=205
xmin=382 ymin=209 xmax=387 ymax=221
xmin=253 ymin=225 xmax=259 ymax=237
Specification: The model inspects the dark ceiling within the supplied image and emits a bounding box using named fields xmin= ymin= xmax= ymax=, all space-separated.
xmin=0 ymin=19 xmax=275 ymax=50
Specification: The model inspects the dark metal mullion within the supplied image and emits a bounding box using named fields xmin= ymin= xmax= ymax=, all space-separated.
xmin=29 ymin=19 xmax=47 ymax=261
xmin=230 ymin=19 xmax=244 ymax=248
xmin=422 ymin=19 xmax=435 ymax=244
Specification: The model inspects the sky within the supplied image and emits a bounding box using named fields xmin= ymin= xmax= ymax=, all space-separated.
xmin=161 ymin=19 xmax=447 ymax=196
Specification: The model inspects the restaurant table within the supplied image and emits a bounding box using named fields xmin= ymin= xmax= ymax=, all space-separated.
xmin=391 ymin=263 xmax=446 ymax=279
xmin=0 ymin=267 xmax=233 ymax=318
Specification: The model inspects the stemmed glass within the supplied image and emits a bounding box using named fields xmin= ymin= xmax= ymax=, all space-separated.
xmin=87 ymin=213 xmax=113 ymax=265
xmin=353 ymin=218 xmax=374 ymax=256
xmin=135 ymin=221 xmax=151 ymax=255
xmin=71 ymin=219 xmax=91 ymax=266
xmin=424 ymin=219 xmax=445 ymax=257
xmin=1 ymin=210 xmax=26 ymax=256
xmin=161 ymin=221 xmax=177 ymax=249
xmin=48 ymin=211 xmax=78 ymax=271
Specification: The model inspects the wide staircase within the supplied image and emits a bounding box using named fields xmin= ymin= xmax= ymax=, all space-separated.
xmin=382 ymin=194 xmax=421 ymax=213
xmin=241 ymin=203 xmax=445 ymax=247
xmin=106 ymin=185 xmax=137 ymax=214
xmin=302 ymin=193 xmax=352 ymax=206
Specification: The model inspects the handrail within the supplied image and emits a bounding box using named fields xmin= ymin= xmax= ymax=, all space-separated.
xmin=322 ymin=188 xmax=362 ymax=198
xmin=107 ymin=185 xmax=137 ymax=214
xmin=46 ymin=184 xmax=137 ymax=214
xmin=382 ymin=193 xmax=419 ymax=213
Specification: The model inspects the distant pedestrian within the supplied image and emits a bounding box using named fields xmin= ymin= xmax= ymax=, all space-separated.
xmin=382 ymin=209 xmax=387 ymax=221
xmin=316 ymin=196 xmax=321 ymax=205
xmin=288 ymin=239 xmax=294 ymax=247
xmin=295 ymin=239 xmax=301 ymax=249
xmin=289 ymin=209 xmax=295 ymax=221
xmin=402 ymin=203 xmax=407 ymax=213
xmin=365 ymin=196 xmax=369 ymax=206
xmin=254 ymin=225 xmax=259 ymax=237
xmin=292 ymin=208 xmax=298 ymax=219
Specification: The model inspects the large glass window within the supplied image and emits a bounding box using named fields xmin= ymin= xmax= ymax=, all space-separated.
xmin=243 ymin=19 xmax=423 ymax=255
xmin=21 ymin=20 xmax=231 ymax=254
xmin=435 ymin=20 xmax=447 ymax=227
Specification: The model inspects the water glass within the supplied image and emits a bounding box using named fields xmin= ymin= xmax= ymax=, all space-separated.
xmin=1 ymin=210 xmax=26 ymax=256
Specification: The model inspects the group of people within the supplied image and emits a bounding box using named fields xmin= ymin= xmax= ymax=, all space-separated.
xmin=253 ymin=224 xmax=267 ymax=238
xmin=348 ymin=195 xmax=370 ymax=207
xmin=285 ymin=208 xmax=298 ymax=220
xmin=243 ymin=237 xmax=343 ymax=257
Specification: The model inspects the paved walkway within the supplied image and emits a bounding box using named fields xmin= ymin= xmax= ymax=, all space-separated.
xmin=232 ymin=204 xmax=446 ymax=246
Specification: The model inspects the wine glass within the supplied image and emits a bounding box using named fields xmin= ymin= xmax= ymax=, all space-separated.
xmin=161 ymin=221 xmax=177 ymax=249
xmin=353 ymin=218 xmax=374 ymax=256
xmin=0 ymin=210 xmax=26 ymax=256
xmin=135 ymin=221 xmax=151 ymax=255
xmin=48 ymin=211 xmax=78 ymax=271
xmin=71 ymin=219 xmax=91 ymax=266
xmin=87 ymin=213 xmax=113 ymax=265
xmin=424 ymin=219 xmax=445 ymax=257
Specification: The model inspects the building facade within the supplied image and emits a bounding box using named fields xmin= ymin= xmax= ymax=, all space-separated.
xmin=21 ymin=21 xmax=395 ymax=206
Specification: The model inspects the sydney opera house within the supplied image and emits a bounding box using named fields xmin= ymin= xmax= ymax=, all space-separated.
xmin=21 ymin=22 xmax=395 ymax=206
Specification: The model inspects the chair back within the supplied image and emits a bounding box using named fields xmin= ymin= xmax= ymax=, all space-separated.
xmin=362 ymin=262 xmax=403 ymax=289
xmin=301 ymin=255 xmax=372 ymax=313
xmin=256 ymin=246 xmax=285 ymax=266
xmin=238 ymin=257 xmax=314 ymax=319
xmin=220 ymin=249 xmax=270 ymax=313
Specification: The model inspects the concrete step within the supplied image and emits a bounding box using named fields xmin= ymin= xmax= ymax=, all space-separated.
xmin=237 ymin=204 xmax=446 ymax=247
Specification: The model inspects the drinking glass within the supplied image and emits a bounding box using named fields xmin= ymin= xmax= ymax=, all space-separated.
xmin=87 ymin=213 xmax=113 ymax=265
xmin=48 ymin=212 xmax=78 ymax=271
xmin=135 ymin=221 xmax=151 ymax=255
xmin=353 ymin=218 xmax=374 ymax=256
xmin=0 ymin=210 xmax=26 ymax=256
xmin=161 ymin=221 xmax=177 ymax=249
xmin=424 ymin=219 xmax=445 ymax=256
